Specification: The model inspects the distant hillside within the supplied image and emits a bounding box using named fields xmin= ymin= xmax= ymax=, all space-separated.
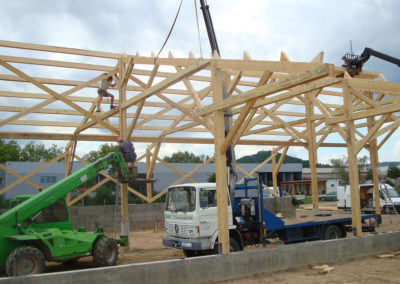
xmin=237 ymin=150 xmax=331 ymax=168
xmin=237 ymin=151 xmax=399 ymax=168
xmin=377 ymin=161 xmax=400 ymax=167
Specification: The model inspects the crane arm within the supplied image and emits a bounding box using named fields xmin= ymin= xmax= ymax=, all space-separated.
xmin=342 ymin=47 xmax=400 ymax=76
xmin=0 ymin=152 xmax=131 ymax=226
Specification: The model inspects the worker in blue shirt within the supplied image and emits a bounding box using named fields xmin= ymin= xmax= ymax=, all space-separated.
xmin=117 ymin=137 xmax=137 ymax=176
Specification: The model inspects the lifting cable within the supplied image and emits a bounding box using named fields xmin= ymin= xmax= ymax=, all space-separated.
xmin=193 ymin=0 xmax=203 ymax=58
xmin=154 ymin=0 xmax=184 ymax=64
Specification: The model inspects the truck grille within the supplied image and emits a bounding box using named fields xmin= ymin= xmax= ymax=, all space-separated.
xmin=167 ymin=223 xmax=194 ymax=237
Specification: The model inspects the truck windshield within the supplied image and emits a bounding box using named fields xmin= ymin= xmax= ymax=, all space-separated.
xmin=385 ymin=188 xmax=400 ymax=198
xmin=166 ymin=187 xmax=196 ymax=212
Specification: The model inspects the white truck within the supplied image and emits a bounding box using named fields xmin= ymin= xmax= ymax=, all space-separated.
xmin=337 ymin=183 xmax=400 ymax=213
xmin=162 ymin=179 xmax=378 ymax=257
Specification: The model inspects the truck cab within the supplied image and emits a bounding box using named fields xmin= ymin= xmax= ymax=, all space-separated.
xmin=337 ymin=183 xmax=400 ymax=213
xmin=162 ymin=183 xmax=237 ymax=256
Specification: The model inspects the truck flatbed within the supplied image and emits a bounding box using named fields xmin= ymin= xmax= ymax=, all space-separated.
xmin=282 ymin=213 xmax=374 ymax=227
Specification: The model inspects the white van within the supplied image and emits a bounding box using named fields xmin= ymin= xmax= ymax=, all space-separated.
xmin=337 ymin=183 xmax=400 ymax=213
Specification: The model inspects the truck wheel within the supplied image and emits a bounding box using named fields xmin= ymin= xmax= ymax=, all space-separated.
xmin=323 ymin=225 xmax=342 ymax=240
xmin=229 ymin=238 xmax=240 ymax=252
xmin=5 ymin=246 xmax=45 ymax=276
xmin=183 ymin=250 xmax=202 ymax=257
xmin=383 ymin=206 xmax=390 ymax=214
xmin=93 ymin=236 xmax=119 ymax=266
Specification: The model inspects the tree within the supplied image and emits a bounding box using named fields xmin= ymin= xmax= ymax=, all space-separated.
xmin=330 ymin=157 xmax=349 ymax=185
xmin=19 ymin=142 xmax=63 ymax=162
xmin=387 ymin=164 xmax=400 ymax=188
xmin=0 ymin=140 xmax=20 ymax=163
xmin=83 ymin=143 xmax=119 ymax=162
xmin=330 ymin=155 xmax=370 ymax=185
xmin=94 ymin=183 xmax=115 ymax=205
xmin=163 ymin=151 xmax=209 ymax=163
xmin=207 ymin=173 xmax=216 ymax=182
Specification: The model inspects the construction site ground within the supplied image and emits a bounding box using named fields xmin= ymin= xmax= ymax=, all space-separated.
xmin=2 ymin=202 xmax=400 ymax=283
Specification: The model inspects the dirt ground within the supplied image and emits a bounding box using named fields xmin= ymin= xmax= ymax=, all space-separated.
xmin=2 ymin=205 xmax=400 ymax=283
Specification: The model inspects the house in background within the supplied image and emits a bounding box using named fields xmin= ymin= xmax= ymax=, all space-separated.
xmin=0 ymin=161 xmax=303 ymax=199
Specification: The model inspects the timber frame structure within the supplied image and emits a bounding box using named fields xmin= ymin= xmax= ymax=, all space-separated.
xmin=1 ymin=40 xmax=400 ymax=250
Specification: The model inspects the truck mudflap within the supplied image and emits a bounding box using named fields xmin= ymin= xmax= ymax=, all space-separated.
xmin=162 ymin=237 xmax=202 ymax=251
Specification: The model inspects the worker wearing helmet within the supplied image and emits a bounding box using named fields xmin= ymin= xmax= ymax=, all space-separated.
xmin=96 ymin=74 xmax=116 ymax=112
xmin=117 ymin=137 xmax=137 ymax=176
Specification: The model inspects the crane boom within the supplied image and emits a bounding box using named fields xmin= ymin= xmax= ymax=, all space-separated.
xmin=342 ymin=47 xmax=400 ymax=76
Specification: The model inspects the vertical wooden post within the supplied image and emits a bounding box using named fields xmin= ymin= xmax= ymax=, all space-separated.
xmin=212 ymin=63 xmax=230 ymax=255
xmin=64 ymin=140 xmax=77 ymax=204
xmin=368 ymin=115 xmax=381 ymax=215
xmin=344 ymin=80 xmax=362 ymax=236
xmin=305 ymin=93 xmax=319 ymax=210
xmin=119 ymin=57 xmax=130 ymax=246
xmin=271 ymin=150 xmax=278 ymax=196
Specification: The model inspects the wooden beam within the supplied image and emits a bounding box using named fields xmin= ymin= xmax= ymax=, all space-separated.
xmin=220 ymin=99 xmax=256 ymax=154
xmin=354 ymin=114 xmax=390 ymax=154
xmin=198 ymin=64 xmax=332 ymax=116
xmin=121 ymin=60 xmax=210 ymax=109
xmin=0 ymin=59 xmax=119 ymax=134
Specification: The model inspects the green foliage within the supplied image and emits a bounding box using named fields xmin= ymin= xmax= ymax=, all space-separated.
xmin=207 ymin=173 xmax=216 ymax=182
xmin=330 ymin=155 xmax=370 ymax=185
xmin=330 ymin=157 xmax=349 ymax=185
xmin=19 ymin=142 xmax=63 ymax=162
xmin=94 ymin=183 xmax=115 ymax=205
xmin=0 ymin=194 xmax=9 ymax=209
xmin=163 ymin=151 xmax=209 ymax=163
xmin=237 ymin=150 xmax=330 ymax=168
xmin=83 ymin=143 xmax=119 ymax=162
xmin=388 ymin=164 xmax=400 ymax=179
xmin=0 ymin=140 xmax=63 ymax=163
xmin=0 ymin=140 xmax=20 ymax=163
xmin=388 ymin=164 xmax=400 ymax=188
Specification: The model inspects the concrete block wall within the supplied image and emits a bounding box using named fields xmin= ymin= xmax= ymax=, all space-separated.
xmin=263 ymin=196 xmax=296 ymax=217
xmin=3 ymin=231 xmax=400 ymax=284
xmin=69 ymin=203 xmax=165 ymax=231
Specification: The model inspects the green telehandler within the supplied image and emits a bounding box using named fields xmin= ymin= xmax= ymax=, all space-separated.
xmin=0 ymin=152 xmax=134 ymax=276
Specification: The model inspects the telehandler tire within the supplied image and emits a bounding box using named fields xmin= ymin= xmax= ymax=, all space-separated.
xmin=5 ymin=246 xmax=45 ymax=276
xmin=93 ymin=236 xmax=119 ymax=266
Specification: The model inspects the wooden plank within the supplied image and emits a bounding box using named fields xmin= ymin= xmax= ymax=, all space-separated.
xmin=326 ymin=101 xmax=400 ymax=125
xmin=251 ymin=77 xmax=342 ymax=110
xmin=305 ymin=93 xmax=319 ymax=209
xmin=220 ymin=99 xmax=256 ymax=154
xmin=121 ymin=60 xmax=210 ymax=109
xmin=343 ymin=80 xmax=362 ymax=237
xmin=0 ymin=40 xmax=121 ymax=59
xmin=0 ymin=164 xmax=42 ymax=193
xmin=348 ymin=77 xmax=400 ymax=95
xmin=150 ymin=156 xmax=215 ymax=202
xmin=354 ymin=113 xmax=390 ymax=154
xmin=156 ymin=157 xmax=196 ymax=183
xmin=0 ymin=152 xmax=67 ymax=194
xmin=212 ymin=59 xmax=230 ymax=255
xmin=0 ymin=59 xmax=118 ymax=133
xmin=198 ymin=64 xmax=332 ymax=116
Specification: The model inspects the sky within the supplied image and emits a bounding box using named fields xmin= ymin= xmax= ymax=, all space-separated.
xmin=0 ymin=0 xmax=400 ymax=164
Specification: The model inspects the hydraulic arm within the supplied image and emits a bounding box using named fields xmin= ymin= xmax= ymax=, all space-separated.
xmin=0 ymin=152 xmax=131 ymax=227
xmin=199 ymin=0 xmax=237 ymax=200
xmin=342 ymin=47 xmax=400 ymax=76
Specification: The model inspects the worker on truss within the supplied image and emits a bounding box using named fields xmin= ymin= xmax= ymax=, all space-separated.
xmin=96 ymin=73 xmax=116 ymax=112
xmin=117 ymin=136 xmax=137 ymax=176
